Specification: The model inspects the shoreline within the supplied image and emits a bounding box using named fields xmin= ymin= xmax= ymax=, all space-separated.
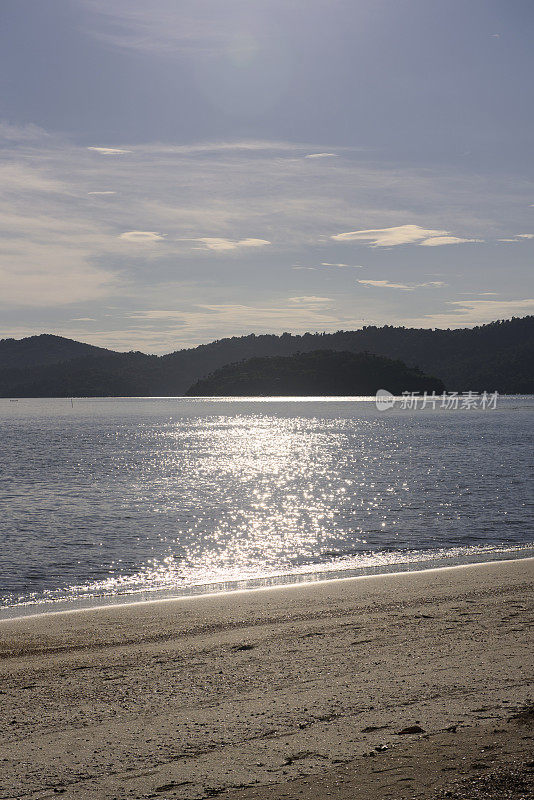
xmin=2 ymin=548 xmax=533 ymax=623
xmin=1 ymin=558 xmax=532 ymax=799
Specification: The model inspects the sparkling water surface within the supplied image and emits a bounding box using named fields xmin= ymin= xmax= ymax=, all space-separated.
xmin=0 ymin=396 xmax=532 ymax=617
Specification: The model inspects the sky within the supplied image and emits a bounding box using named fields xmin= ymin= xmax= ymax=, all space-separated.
xmin=0 ymin=0 xmax=533 ymax=353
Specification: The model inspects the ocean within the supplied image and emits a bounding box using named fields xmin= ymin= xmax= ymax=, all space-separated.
xmin=1 ymin=396 xmax=532 ymax=618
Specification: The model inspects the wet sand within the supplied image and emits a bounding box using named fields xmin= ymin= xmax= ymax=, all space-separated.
xmin=0 ymin=558 xmax=533 ymax=800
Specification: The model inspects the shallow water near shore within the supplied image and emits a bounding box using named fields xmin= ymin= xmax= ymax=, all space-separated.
xmin=1 ymin=396 xmax=533 ymax=618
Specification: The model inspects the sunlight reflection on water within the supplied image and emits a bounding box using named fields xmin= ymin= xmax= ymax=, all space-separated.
xmin=0 ymin=397 xmax=532 ymax=614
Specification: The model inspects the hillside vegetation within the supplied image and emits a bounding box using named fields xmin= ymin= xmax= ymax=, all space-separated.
xmin=186 ymin=350 xmax=446 ymax=396
xmin=0 ymin=316 xmax=532 ymax=396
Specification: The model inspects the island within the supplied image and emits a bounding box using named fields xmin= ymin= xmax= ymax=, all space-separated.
xmin=185 ymin=350 xmax=446 ymax=396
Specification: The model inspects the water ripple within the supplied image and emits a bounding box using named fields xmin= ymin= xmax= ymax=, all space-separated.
xmin=0 ymin=397 xmax=532 ymax=613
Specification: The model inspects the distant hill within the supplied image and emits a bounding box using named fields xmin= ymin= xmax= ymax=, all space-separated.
xmin=0 ymin=316 xmax=532 ymax=396
xmin=0 ymin=351 xmax=160 ymax=398
xmin=185 ymin=351 xmax=446 ymax=396
xmin=0 ymin=334 xmax=112 ymax=369
xmin=159 ymin=316 xmax=534 ymax=394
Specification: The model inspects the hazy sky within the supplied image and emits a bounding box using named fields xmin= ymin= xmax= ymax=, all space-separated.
xmin=1 ymin=0 xmax=533 ymax=352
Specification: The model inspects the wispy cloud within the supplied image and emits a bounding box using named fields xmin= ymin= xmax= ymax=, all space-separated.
xmin=81 ymin=0 xmax=262 ymax=57
xmin=138 ymin=298 xmax=348 ymax=340
xmin=498 ymin=233 xmax=534 ymax=242
xmin=195 ymin=237 xmax=271 ymax=251
xmin=88 ymin=146 xmax=132 ymax=155
xmin=0 ymin=121 xmax=50 ymax=142
xmin=1 ymin=121 xmax=532 ymax=348
xmin=293 ymin=262 xmax=363 ymax=269
xmin=118 ymin=231 xmax=166 ymax=242
xmin=133 ymin=140 xmax=308 ymax=157
xmin=332 ymin=224 xmax=482 ymax=247
xmin=0 ymin=156 xmax=118 ymax=307
xmin=288 ymin=296 xmax=332 ymax=305
xmin=358 ymin=279 xmax=413 ymax=290
xmin=88 ymin=190 xmax=117 ymax=195
xmin=358 ymin=279 xmax=447 ymax=290
xmin=407 ymin=298 xmax=534 ymax=328
xmin=321 ymin=262 xmax=363 ymax=268
xmin=419 ymin=235 xmax=483 ymax=246
xmin=305 ymin=153 xmax=337 ymax=159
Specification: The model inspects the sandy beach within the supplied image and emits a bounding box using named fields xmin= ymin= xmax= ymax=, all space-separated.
xmin=1 ymin=558 xmax=533 ymax=800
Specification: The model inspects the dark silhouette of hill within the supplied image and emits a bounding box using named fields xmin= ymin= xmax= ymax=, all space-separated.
xmin=0 ymin=334 xmax=112 ymax=369
xmin=161 ymin=315 xmax=534 ymax=394
xmin=0 ymin=316 xmax=532 ymax=396
xmin=0 ymin=351 xmax=160 ymax=398
xmin=185 ymin=351 xmax=446 ymax=396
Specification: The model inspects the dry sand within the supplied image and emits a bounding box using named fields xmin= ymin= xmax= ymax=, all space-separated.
xmin=0 ymin=558 xmax=533 ymax=800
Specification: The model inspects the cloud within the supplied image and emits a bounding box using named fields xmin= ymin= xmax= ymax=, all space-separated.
xmin=0 ymin=210 xmax=117 ymax=306
xmin=81 ymin=0 xmax=291 ymax=63
xmin=419 ymin=235 xmax=483 ymax=246
xmin=1 ymin=124 xmax=532 ymax=345
xmin=0 ymin=158 xmax=120 ymax=307
xmin=331 ymin=224 xmax=482 ymax=247
xmin=0 ymin=122 xmax=50 ymax=142
xmin=88 ymin=146 xmax=132 ymax=155
xmin=195 ymin=237 xmax=271 ymax=251
xmin=288 ymin=296 xmax=332 ymax=304
xmin=358 ymin=279 xmax=446 ymax=290
xmin=121 ymin=295 xmax=356 ymax=351
xmin=9 ymin=131 xmax=514 ymax=257
xmin=88 ymin=190 xmax=117 ymax=195
xmin=358 ymin=279 xmax=413 ymax=290
xmin=305 ymin=153 xmax=337 ymax=159
xmin=118 ymin=230 xmax=166 ymax=242
xmin=81 ymin=0 xmax=276 ymax=58
xmin=332 ymin=224 xmax=447 ymax=246
xmin=193 ymin=298 xmax=338 ymax=324
xmin=0 ymin=274 xmax=113 ymax=307
xmin=498 ymin=233 xmax=534 ymax=242
xmin=129 ymin=310 xmax=183 ymax=320
xmin=292 ymin=268 xmax=363 ymax=270
xmin=321 ymin=262 xmax=363 ymax=268
xmin=134 ymin=140 xmax=308 ymax=157
xmin=406 ymin=298 xmax=534 ymax=328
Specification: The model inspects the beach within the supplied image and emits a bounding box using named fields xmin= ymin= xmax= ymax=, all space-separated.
xmin=1 ymin=558 xmax=533 ymax=800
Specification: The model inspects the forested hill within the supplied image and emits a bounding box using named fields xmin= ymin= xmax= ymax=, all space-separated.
xmin=0 ymin=316 xmax=532 ymax=396
xmin=0 ymin=334 xmax=112 ymax=369
xmin=163 ymin=316 xmax=534 ymax=394
xmin=186 ymin=351 xmax=446 ymax=397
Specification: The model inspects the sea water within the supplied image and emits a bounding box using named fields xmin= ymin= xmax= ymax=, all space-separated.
xmin=0 ymin=396 xmax=532 ymax=618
